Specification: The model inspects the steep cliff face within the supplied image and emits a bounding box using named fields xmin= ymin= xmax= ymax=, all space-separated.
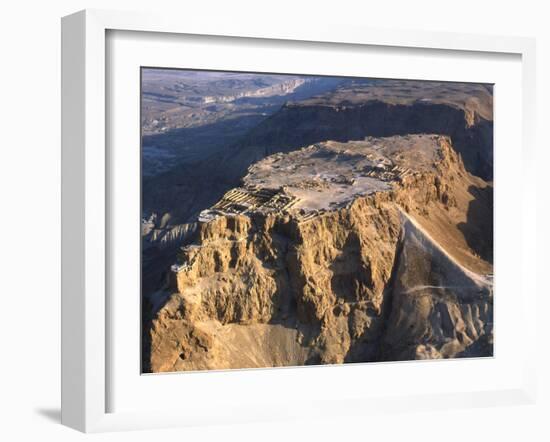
xmin=147 ymin=135 xmax=493 ymax=372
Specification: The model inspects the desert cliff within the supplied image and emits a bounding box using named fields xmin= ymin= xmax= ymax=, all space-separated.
xmin=147 ymin=135 xmax=493 ymax=372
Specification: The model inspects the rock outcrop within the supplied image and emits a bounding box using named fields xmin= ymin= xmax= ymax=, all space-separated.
xmin=147 ymin=135 xmax=493 ymax=372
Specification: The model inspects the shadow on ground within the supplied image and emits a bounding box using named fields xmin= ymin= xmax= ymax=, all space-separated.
xmin=35 ymin=407 xmax=61 ymax=423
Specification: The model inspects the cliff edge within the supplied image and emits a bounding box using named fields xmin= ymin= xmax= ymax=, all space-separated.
xmin=146 ymin=134 xmax=493 ymax=372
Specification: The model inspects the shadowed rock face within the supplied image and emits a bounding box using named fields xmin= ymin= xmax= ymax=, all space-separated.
xmin=146 ymin=135 xmax=493 ymax=373
xmin=458 ymin=185 xmax=494 ymax=263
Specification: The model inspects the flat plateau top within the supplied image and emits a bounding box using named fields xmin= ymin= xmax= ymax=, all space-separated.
xmin=243 ymin=134 xmax=443 ymax=213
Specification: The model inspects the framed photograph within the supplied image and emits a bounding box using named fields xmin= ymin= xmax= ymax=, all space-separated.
xmin=61 ymin=9 xmax=537 ymax=432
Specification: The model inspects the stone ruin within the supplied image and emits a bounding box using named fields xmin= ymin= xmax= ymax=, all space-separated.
xmin=198 ymin=186 xmax=299 ymax=223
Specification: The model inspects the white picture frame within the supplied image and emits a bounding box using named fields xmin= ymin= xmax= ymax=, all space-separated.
xmin=61 ymin=9 xmax=537 ymax=433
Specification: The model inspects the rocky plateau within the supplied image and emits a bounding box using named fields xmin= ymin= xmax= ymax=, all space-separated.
xmin=146 ymin=134 xmax=493 ymax=372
